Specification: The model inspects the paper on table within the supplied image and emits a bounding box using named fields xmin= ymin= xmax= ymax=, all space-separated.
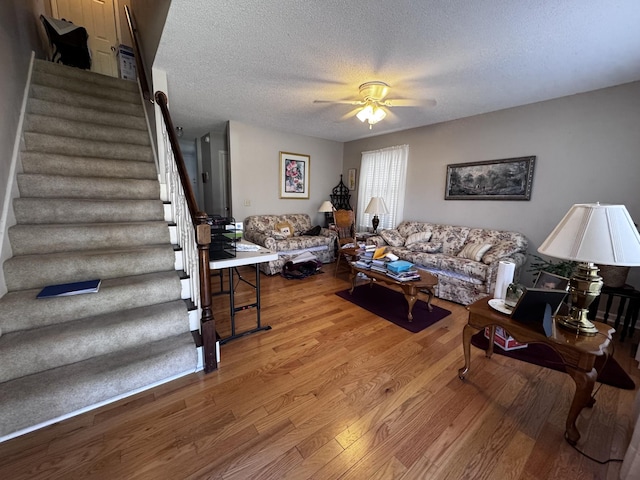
xmin=494 ymin=261 xmax=515 ymax=300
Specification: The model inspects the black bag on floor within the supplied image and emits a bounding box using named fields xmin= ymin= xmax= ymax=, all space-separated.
xmin=281 ymin=260 xmax=322 ymax=279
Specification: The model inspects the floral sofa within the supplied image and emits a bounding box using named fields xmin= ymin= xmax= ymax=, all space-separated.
xmin=243 ymin=214 xmax=337 ymax=275
xmin=367 ymin=221 xmax=528 ymax=305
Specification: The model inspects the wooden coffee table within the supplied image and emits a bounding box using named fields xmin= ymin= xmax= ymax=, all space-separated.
xmin=348 ymin=264 xmax=438 ymax=321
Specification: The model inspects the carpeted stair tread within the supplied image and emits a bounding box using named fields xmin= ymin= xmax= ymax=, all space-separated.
xmin=25 ymin=114 xmax=150 ymax=146
xmin=17 ymin=173 xmax=160 ymax=199
xmin=33 ymin=59 xmax=140 ymax=93
xmin=9 ymin=221 xmax=171 ymax=255
xmin=31 ymin=69 xmax=141 ymax=104
xmin=30 ymin=84 xmax=144 ymax=117
xmin=0 ymin=332 xmax=197 ymax=437
xmin=0 ymin=271 xmax=183 ymax=334
xmin=0 ymin=58 xmax=198 ymax=440
xmin=20 ymin=152 xmax=157 ymax=180
xmin=3 ymin=244 xmax=177 ymax=291
xmin=27 ymin=98 xmax=147 ymax=131
xmin=23 ymin=132 xmax=153 ymax=161
xmin=12 ymin=198 xmax=165 ymax=224
xmin=0 ymin=300 xmax=190 ymax=383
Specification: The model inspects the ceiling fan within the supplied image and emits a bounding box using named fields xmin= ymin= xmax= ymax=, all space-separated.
xmin=313 ymin=81 xmax=436 ymax=129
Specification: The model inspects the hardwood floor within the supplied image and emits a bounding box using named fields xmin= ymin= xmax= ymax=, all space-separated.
xmin=1 ymin=264 xmax=638 ymax=479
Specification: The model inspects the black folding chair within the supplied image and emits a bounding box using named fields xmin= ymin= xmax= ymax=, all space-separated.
xmin=40 ymin=15 xmax=91 ymax=70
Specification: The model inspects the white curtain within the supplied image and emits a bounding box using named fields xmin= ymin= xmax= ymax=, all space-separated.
xmin=620 ymin=352 xmax=640 ymax=480
xmin=356 ymin=145 xmax=408 ymax=232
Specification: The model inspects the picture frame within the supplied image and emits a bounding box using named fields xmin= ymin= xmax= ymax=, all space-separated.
xmin=533 ymin=271 xmax=570 ymax=291
xmin=280 ymin=152 xmax=310 ymax=199
xmin=347 ymin=168 xmax=357 ymax=190
xmin=445 ymin=156 xmax=535 ymax=200
xmin=511 ymin=287 xmax=568 ymax=323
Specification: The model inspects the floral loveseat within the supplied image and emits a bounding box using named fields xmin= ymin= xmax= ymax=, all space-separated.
xmin=243 ymin=214 xmax=337 ymax=275
xmin=367 ymin=221 xmax=528 ymax=305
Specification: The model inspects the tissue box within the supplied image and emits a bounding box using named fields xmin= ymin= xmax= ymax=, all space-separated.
xmin=484 ymin=326 xmax=528 ymax=351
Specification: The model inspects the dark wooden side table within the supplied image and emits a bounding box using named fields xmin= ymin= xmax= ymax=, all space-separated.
xmin=589 ymin=284 xmax=640 ymax=340
xmin=459 ymin=297 xmax=614 ymax=445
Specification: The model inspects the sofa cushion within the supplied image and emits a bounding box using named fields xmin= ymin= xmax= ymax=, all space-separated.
xmin=408 ymin=241 xmax=443 ymax=253
xmin=380 ymin=229 xmax=405 ymax=247
xmin=430 ymin=225 xmax=471 ymax=255
xmin=405 ymin=231 xmax=432 ymax=246
xmin=439 ymin=256 xmax=489 ymax=282
xmin=458 ymin=242 xmax=493 ymax=261
xmin=271 ymin=230 xmax=289 ymax=240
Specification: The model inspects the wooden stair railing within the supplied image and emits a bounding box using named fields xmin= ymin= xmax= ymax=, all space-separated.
xmin=155 ymin=92 xmax=217 ymax=372
xmin=124 ymin=5 xmax=216 ymax=372
xmin=124 ymin=5 xmax=152 ymax=103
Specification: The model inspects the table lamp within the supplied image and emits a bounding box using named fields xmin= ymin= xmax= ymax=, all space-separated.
xmin=538 ymin=203 xmax=640 ymax=335
xmin=318 ymin=200 xmax=334 ymax=227
xmin=364 ymin=197 xmax=389 ymax=233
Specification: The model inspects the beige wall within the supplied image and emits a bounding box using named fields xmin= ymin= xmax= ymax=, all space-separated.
xmin=344 ymin=82 xmax=640 ymax=287
xmin=229 ymin=121 xmax=344 ymax=227
xmin=0 ymin=0 xmax=49 ymax=295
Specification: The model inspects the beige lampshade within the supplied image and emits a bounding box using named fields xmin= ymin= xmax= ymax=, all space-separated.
xmin=364 ymin=197 xmax=389 ymax=215
xmin=318 ymin=201 xmax=334 ymax=213
xmin=538 ymin=203 xmax=640 ymax=266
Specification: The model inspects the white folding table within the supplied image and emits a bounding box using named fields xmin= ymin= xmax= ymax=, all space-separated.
xmin=210 ymin=243 xmax=278 ymax=344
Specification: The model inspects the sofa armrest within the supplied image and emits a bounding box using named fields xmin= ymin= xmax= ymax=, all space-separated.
xmin=319 ymin=227 xmax=338 ymax=239
xmin=366 ymin=235 xmax=387 ymax=247
xmin=243 ymin=230 xmax=277 ymax=250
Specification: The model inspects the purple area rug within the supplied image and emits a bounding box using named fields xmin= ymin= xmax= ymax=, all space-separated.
xmin=335 ymin=283 xmax=451 ymax=333
xmin=471 ymin=331 xmax=635 ymax=390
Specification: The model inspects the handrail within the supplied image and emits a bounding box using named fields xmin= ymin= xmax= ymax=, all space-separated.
xmin=155 ymin=91 xmax=217 ymax=372
xmin=124 ymin=5 xmax=153 ymax=103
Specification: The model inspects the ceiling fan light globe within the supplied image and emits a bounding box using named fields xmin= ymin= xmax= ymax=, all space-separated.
xmin=356 ymin=104 xmax=374 ymax=122
xmin=372 ymin=106 xmax=386 ymax=122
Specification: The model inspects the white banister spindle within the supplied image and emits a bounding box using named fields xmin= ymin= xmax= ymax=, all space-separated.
xmin=158 ymin=116 xmax=201 ymax=310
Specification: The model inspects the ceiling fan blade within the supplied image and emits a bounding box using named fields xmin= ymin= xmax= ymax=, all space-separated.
xmin=382 ymin=98 xmax=437 ymax=107
xmin=313 ymin=99 xmax=364 ymax=105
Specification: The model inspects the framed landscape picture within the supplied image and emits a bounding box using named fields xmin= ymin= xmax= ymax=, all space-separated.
xmin=280 ymin=152 xmax=310 ymax=199
xmin=445 ymin=156 xmax=536 ymax=200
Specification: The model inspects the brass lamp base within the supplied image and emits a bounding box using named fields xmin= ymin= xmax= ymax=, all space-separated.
xmin=555 ymin=261 xmax=603 ymax=337
xmin=555 ymin=314 xmax=599 ymax=336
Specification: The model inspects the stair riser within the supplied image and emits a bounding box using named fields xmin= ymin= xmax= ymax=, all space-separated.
xmin=9 ymin=222 xmax=171 ymax=255
xmin=34 ymin=59 xmax=140 ymax=93
xmin=4 ymin=245 xmax=176 ymax=291
xmin=25 ymin=114 xmax=150 ymax=146
xmin=21 ymin=152 xmax=157 ymax=180
xmin=24 ymin=132 xmax=153 ymax=162
xmin=28 ymin=98 xmax=147 ymax=131
xmin=12 ymin=198 xmax=165 ymax=224
xmin=30 ymin=84 xmax=144 ymax=117
xmin=0 ymin=301 xmax=189 ymax=383
xmin=17 ymin=174 xmax=160 ymax=200
xmin=31 ymin=70 xmax=141 ymax=104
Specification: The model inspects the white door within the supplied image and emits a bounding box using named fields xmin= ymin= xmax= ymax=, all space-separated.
xmin=51 ymin=0 xmax=119 ymax=77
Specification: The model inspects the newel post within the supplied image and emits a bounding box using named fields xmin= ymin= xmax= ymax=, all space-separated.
xmin=196 ymin=213 xmax=216 ymax=372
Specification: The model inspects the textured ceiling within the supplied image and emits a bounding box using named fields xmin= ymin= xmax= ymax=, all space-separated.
xmin=154 ymin=0 xmax=640 ymax=143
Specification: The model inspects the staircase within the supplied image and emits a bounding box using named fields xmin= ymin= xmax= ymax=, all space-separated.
xmin=0 ymin=59 xmax=198 ymax=440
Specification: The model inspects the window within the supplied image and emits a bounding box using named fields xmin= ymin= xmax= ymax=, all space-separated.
xmin=356 ymin=144 xmax=408 ymax=232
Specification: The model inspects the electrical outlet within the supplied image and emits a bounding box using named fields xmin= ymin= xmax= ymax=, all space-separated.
xmin=244 ymin=199 xmax=251 ymax=207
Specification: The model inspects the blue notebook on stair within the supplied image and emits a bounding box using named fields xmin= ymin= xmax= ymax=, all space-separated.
xmin=37 ymin=279 xmax=101 ymax=298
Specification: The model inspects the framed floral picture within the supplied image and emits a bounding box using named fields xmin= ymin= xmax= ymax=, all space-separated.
xmin=280 ymin=152 xmax=310 ymax=199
